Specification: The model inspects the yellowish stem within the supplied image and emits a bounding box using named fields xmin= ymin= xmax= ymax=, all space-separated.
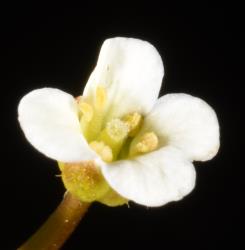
xmin=18 ymin=192 xmax=90 ymax=250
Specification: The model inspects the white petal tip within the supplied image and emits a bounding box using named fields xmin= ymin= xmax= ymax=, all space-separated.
xmin=146 ymin=93 xmax=220 ymax=162
xmin=18 ymin=88 xmax=97 ymax=163
xmin=84 ymin=37 xmax=164 ymax=118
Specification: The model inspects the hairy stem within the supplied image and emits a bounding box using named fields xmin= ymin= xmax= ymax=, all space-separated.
xmin=18 ymin=192 xmax=91 ymax=250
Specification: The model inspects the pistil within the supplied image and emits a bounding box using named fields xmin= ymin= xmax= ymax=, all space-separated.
xmin=98 ymin=119 xmax=129 ymax=159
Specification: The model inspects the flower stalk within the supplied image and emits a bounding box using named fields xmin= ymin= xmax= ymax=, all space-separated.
xmin=18 ymin=192 xmax=90 ymax=250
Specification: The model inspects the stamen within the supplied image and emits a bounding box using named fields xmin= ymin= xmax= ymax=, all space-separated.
xmin=79 ymin=102 xmax=93 ymax=122
xmin=122 ymin=112 xmax=143 ymax=136
xmin=80 ymin=86 xmax=107 ymax=142
xmin=130 ymin=132 xmax=159 ymax=156
xmin=90 ymin=141 xmax=113 ymax=163
xmin=95 ymin=86 xmax=107 ymax=110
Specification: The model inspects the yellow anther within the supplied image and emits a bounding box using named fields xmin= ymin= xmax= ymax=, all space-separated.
xmin=136 ymin=132 xmax=159 ymax=153
xmin=130 ymin=132 xmax=159 ymax=156
xmin=122 ymin=112 xmax=143 ymax=136
xmin=95 ymin=86 xmax=107 ymax=110
xmin=90 ymin=141 xmax=113 ymax=163
xmin=79 ymin=102 xmax=93 ymax=122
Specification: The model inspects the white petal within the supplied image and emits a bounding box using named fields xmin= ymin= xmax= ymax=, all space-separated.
xmin=101 ymin=146 xmax=196 ymax=207
xmin=83 ymin=37 xmax=164 ymax=119
xmin=18 ymin=88 xmax=98 ymax=162
xmin=144 ymin=94 xmax=220 ymax=161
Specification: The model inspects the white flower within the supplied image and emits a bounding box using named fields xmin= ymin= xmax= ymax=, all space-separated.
xmin=18 ymin=37 xmax=220 ymax=207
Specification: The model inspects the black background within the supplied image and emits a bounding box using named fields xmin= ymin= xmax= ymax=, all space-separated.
xmin=2 ymin=3 xmax=243 ymax=250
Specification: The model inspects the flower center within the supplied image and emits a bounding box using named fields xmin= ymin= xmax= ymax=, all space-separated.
xmin=78 ymin=86 xmax=159 ymax=161
xmin=60 ymin=86 xmax=160 ymax=206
